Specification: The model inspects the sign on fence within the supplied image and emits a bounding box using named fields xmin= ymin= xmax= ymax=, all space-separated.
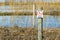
xmin=37 ymin=10 xmax=43 ymax=18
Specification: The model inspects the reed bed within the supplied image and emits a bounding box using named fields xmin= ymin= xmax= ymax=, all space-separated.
xmin=0 ymin=26 xmax=60 ymax=40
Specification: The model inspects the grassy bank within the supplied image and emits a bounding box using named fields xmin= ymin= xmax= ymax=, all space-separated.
xmin=44 ymin=11 xmax=60 ymax=16
xmin=0 ymin=27 xmax=60 ymax=40
xmin=0 ymin=11 xmax=60 ymax=16
xmin=43 ymin=28 xmax=60 ymax=40
xmin=0 ymin=27 xmax=38 ymax=40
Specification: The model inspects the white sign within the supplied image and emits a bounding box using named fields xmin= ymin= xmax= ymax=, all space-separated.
xmin=37 ymin=10 xmax=43 ymax=18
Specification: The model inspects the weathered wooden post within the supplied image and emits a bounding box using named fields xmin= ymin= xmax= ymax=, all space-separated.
xmin=37 ymin=7 xmax=43 ymax=40
xmin=33 ymin=4 xmax=35 ymax=27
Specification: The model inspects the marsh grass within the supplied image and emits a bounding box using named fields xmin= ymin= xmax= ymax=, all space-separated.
xmin=0 ymin=27 xmax=60 ymax=40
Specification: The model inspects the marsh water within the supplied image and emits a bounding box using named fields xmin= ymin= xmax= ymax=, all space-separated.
xmin=0 ymin=15 xmax=60 ymax=28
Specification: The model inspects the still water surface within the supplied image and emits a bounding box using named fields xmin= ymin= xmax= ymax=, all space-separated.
xmin=0 ymin=15 xmax=60 ymax=28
